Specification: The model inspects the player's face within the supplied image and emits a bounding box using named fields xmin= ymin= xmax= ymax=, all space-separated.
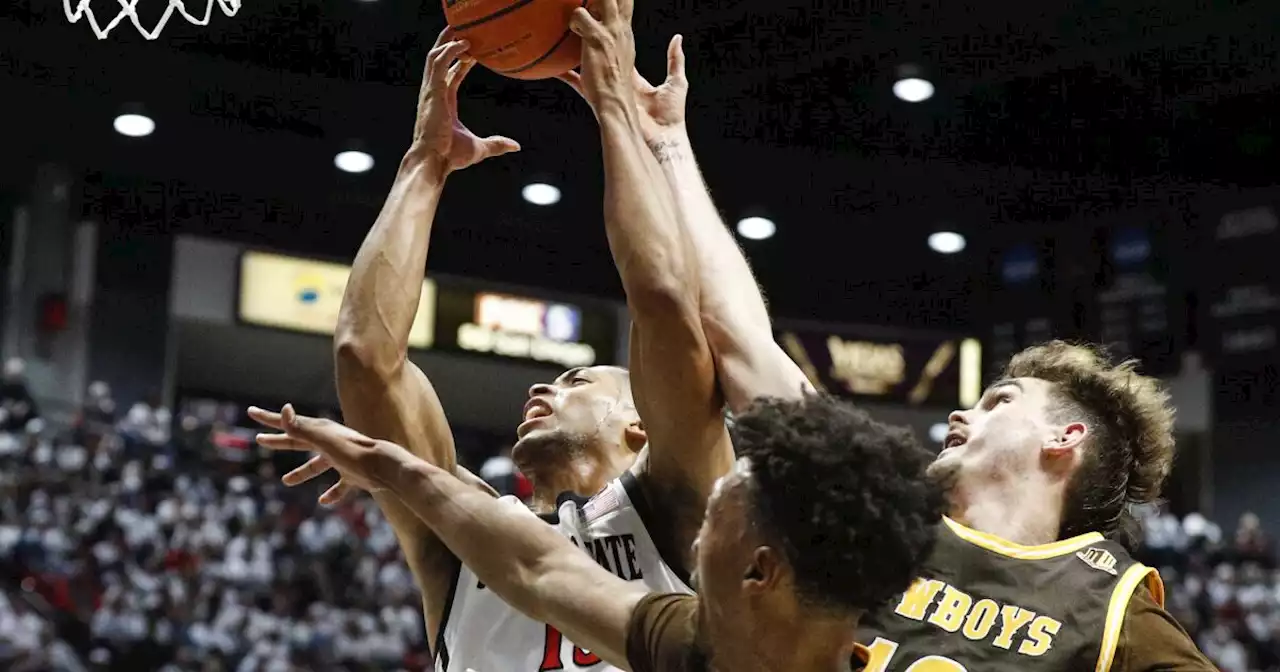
xmin=691 ymin=460 xmax=754 ymax=667
xmin=513 ymin=365 xmax=634 ymax=452
xmin=930 ymin=377 xmax=1062 ymax=484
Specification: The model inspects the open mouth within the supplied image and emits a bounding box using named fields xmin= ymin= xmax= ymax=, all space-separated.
xmin=518 ymin=399 xmax=553 ymax=436
xmin=943 ymin=431 xmax=967 ymax=450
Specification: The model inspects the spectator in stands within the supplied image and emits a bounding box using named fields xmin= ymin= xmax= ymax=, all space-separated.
xmin=1235 ymin=512 xmax=1273 ymax=566
xmin=0 ymin=357 xmax=38 ymax=433
xmin=120 ymin=391 xmax=173 ymax=452
xmin=0 ymin=391 xmax=435 ymax=670
xmin=1183 ymin=511 xmax=1224 ymax=550
xmin=1136 ymin=504 xmax=1279 ymax=671
xmin=0 ymin=589 xmax=85 ymax=672
xmin=479 ymin=445 xmax=532 ymax=501
xmin=1139 ymin=501 xmax=1187 ymax=570
xmin=74 ymin=381 xmax=117 ymax=449
xmin=1202 ymin=623 xmax=1250 ymax=672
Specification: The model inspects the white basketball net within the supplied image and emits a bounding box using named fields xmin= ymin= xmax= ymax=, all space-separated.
xmin=63 ymin=0 xmax=241 ymax=40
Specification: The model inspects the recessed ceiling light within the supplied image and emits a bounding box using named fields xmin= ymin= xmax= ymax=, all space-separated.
xmin=334 ymin=150 xmax=375 ymax=174
xmin=928 ymin=231 xmax=966 ymax=254
xmin=893 ymin=77 xmax=935 ymax=103
xmin=522 ymin=182 xmax=561 ymax=206
xmin=736 ymin=216 xmax=776 ymax=241
xmin=113 ymin=113 xmax=155 ymax=137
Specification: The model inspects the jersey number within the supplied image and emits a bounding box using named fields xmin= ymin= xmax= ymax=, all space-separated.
xmin=863 ymin=637 xmax=967 ymax=672
xmin=539 ymin=624 xmax=602 ymax=670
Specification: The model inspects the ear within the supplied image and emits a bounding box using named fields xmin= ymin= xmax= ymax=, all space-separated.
xmin=623 ymin=420 xmax=647 ymax=453
xmin=1043 ymin=421 xmax=1087 ymax=460
xmin=743 ymin=546 xmax=785 ymax=594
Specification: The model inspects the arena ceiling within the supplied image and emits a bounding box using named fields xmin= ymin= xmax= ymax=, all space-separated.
xmin=1 ymin=0 xmax=1277 ymax=327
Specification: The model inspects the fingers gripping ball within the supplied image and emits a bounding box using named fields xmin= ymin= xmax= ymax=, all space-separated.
xmin=443 ymin=0 xmax=589 ymax=80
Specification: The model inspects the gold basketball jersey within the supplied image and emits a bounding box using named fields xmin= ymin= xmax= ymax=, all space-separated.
xmin=857 ymin=517 xmax=1163 ymax=672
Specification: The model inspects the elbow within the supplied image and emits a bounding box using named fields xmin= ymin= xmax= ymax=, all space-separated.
xmin=628 ymin=281 xmax=692 ymax=318
xmin=333 ymin=328 xmax=402 ymax=383
xmin=623 ymin=260 xmax=695 ymax=319
xmin=700 ymin=314 xmax=738 ymax=357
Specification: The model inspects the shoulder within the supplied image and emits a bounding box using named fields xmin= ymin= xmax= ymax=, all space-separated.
xmin=1110 ymin=581 xmax=1215 ymax=672
xmin=625 ymin=592 xmax=704 ymax=672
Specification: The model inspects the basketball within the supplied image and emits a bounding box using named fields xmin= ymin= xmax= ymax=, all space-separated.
xmin=443 ymin=0 xmax=587 ymax=80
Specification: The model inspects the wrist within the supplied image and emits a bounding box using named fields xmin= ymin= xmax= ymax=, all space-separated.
xmin=400 ymin=145 xmax=449 ymax=186
xmin=650 ymin=124 xmax=690 ymax=145
xmin=647 ymin=132 xmax=693 ymax=167
xmin=597 ymin=106 xmax=647 ymax=145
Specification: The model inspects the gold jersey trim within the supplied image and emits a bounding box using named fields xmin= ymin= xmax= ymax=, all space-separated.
xmin=1094 ymin=564 xmax=1164 ymax=672
xmin=942 ymin=517 xmax=1106 ymax=559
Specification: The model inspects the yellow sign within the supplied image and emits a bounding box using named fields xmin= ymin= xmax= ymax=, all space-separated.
xmin=238 ymin=251 xmax=435 ymax=349
xmin=779 ymin=331 xmax=982 ymax=407
xmin=826 ymin=337 xmax=907 ymax=395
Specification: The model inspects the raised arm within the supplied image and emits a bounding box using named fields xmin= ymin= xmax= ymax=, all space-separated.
xmin=567 ymin=2 xmax=732 ymax=570
xmin=630 ymin=37 xmax=814 ymax=409
xmin=251 ymin=407 xmax=646 ymax=671
xmin=325 ymin=32 xmax=519 ymax=647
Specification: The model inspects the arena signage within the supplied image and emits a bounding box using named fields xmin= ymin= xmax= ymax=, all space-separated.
xmin=777 ymin=328 xmax=982 ymax=408
xmin=439 ymin=289 xmax=607 ymax=368
xmin=237 ymin=251 xmax=436 ymax=348
xmin=1200 ymin=202 xmax=1280 ymax=365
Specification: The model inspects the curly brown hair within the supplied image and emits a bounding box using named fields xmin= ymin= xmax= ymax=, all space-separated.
xmin=731 ymin=395 xmax=944 ymax=613
xmin=1003 ymin=341 xmax=1176 ymax=545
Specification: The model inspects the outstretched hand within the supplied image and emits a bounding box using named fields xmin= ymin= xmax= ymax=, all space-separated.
xmin=412 ymin=27 xmax=521 ymax=176
xmin=552 ymin=0 xmax=637 ymax=116
xmin=558 ymin=34 xmax=688 ymax=144
xmin=248 ymin=404 xmax=417 ymax=506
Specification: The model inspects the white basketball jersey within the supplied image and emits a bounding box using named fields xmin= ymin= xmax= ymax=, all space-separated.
xmin=434 ymin=471 xmax=692 ymax=672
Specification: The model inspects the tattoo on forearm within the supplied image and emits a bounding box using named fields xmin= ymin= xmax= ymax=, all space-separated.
xmin=649 ymin=138 xmax=690 ymax=165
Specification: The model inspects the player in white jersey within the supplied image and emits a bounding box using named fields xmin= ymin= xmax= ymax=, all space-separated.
xmin=442 ymin=474 xmax=690 ymax=670
xmin=283 ymin=15 xmax=745 ymax=672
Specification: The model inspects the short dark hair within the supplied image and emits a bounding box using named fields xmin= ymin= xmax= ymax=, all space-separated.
xmin=730 ymin=395 xmax=943 ymax=613
xmin=1003 ymin=341 xmax=1175 ymax=545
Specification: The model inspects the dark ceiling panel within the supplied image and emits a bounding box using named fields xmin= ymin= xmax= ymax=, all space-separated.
xmin=2 ymin=0 xmax=1279 ymax=327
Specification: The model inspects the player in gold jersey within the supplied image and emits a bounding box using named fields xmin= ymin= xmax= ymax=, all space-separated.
xmin=850 ymin=342 xmax=1214 ymax=670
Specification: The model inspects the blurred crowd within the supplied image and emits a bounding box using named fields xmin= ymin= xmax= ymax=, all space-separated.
xmin=0 ymin=365 xmax=523 ymax=671
xmin=0 ymin=359 xmax=1275 ymax=671
xmin=1136 ymin=504 xmax=1279 ymax=672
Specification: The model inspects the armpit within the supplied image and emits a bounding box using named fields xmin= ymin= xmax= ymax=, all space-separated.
xmin=625 ymin=470 xmax=701 ymax=583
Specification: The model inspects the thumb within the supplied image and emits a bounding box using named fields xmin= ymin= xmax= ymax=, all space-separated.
xmin=667 ymin=34 xmax=686 ymax=80
xmin=281 ymin=404 xmax=323 ymax=442
xmin=556 ymin=70 xmax=586 ymax=99
xmin=483 ymin=136 xmax=522 ymax=156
